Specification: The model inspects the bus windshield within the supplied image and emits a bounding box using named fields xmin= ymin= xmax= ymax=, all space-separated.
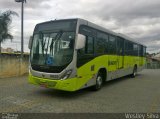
xmin=31 ymin=31 xmax=75 ymax=67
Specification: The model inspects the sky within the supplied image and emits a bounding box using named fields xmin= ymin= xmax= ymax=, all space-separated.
xmin=0 ymin=0 xmax=160 ymax=53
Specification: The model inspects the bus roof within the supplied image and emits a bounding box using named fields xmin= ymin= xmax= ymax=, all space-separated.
xmin=117 ymin=33 xmax=146 ymax=47
xmin=36 ymin=18 xmax=146 ymax=47
xmin=36 ymin=18 xmax=78 ymax=26
xmin=77 ymin=18 xmax=146 ymax=47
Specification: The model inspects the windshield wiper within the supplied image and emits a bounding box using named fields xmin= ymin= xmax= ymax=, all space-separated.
xmin=50 ymin=30 xmax=63 ymax=52
xmin=38 ymin=31 xmax=46 ymax=56
xmin=44 ymin=30 xmax=63 ymax=65
xmin=50 ymin=31 xmax=63 ymax=54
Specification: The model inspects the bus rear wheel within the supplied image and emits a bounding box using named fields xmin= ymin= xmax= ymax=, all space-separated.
xmin=131 ymin=66 xmax=137 ymax=78
xmin=93 ymin=72 xmax=103 ymax=91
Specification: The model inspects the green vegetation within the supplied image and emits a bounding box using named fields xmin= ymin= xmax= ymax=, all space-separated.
xmin=0 ymin=10 xmax=18 ymax=54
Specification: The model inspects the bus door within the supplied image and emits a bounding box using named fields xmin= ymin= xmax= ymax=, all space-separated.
xmin=117 ymin=37 xmax=124 ymax=69
xmin=108 ymin=35 xmax=117 ymax=72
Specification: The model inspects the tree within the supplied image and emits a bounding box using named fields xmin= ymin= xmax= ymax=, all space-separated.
xmin=0 ymin=10 xmax=18 ymax=54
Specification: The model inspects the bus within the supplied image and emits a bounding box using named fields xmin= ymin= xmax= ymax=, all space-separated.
xmin=28 ymin=18 xmax=146 ymax=91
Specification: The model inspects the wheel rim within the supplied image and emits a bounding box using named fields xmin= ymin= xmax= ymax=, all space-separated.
xmin=96 ymin=76 xmax=102 ymax=89
xmin=133 ymin=68 xmax=137 ymax=76
xmin=134 ymin=72 xmax=136 ymax=76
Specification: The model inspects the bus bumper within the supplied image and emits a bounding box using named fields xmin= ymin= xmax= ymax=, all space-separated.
xmin=28 ymin=73 xmax=78 ymax=92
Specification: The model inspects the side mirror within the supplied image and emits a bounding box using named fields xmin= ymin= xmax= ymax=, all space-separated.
xmin=75 ymin=34 xmax=86 ymax=50
xmin=28 ymin=36 xmax=33 ymax=49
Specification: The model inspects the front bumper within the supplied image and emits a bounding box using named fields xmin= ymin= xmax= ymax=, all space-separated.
xmin=28 ymin=73 xmax=78 ymax=91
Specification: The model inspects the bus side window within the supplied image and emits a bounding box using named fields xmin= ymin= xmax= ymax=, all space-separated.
xmin=78 ymin=36 xmax=94 ymax=55
xmin=96 ymin=32 xmax=108 ymax=55
xmin=85 ymin=36 xmax=94 ymax=54
xmin=117 ymin=37 xmax=124 ymax=56
xmin=125 ymin=41 xmax=133 ymax=56
xmin=139 ymin=45 xmax=143 ymax=57
xmin=133 ymin=44 xmax=138 ymax=56
xmin=108 ymin=35 xmax=116 ymax=54
xmin=139 ymin=45 xmax=146 ymax=57
xmin=77 ymin=35 xmax=95 ymax=67
xmin=143 ymin=47 xmax=146 ymax=57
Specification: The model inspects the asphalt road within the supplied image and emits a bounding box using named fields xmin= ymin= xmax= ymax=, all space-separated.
xmin=0 ymin=69 xmax=160 ymax=113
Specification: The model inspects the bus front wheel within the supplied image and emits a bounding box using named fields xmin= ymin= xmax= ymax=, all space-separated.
xmin=93 ymin=72 xmax=103 ymax=91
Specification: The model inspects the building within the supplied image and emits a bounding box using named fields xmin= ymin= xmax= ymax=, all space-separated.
xmin=146 ymin=53 xmax=160 ymax=69
xmin=1 ymin=47 xmax=5 ymax=52
xmin=153 ymin=53 xmax=160 ymax=61
xmin=0 ymin=47 xmax=14 ymax=53
xmin=6 ymin=48 xmax=14 ymax=53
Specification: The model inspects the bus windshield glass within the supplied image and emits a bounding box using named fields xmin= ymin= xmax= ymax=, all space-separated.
xmin=31 ymin=31 xmax=75 ymax=67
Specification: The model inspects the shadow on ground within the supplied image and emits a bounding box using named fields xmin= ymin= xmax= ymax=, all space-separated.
xmin=31 ymin=73 xmax=143 ymax=99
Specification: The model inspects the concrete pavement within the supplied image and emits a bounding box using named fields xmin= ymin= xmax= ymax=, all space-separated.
xmin=0 ymin=69 xmax=160 ymax=113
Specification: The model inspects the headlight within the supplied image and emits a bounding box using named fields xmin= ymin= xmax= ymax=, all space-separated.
xmin=61 ymin=69 xmax=72 ymax=80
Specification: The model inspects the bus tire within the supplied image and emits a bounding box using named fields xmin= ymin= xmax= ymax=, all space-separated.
xmin=93 ymin=72 xmax=103 ymax=91
xmin=131 ymin=66 xmax=137 ymax=78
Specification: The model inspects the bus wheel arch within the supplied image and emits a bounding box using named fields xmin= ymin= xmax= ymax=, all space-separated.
xmin=99 ymin=68 xmax=107 ymax=83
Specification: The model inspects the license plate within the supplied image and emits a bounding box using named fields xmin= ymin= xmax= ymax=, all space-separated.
xmin=40 ymin=83 xmax=47 ymax=88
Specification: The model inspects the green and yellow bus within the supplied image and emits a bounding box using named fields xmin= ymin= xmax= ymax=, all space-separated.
xmin=28 ymin=18 xmax=146 ymax=91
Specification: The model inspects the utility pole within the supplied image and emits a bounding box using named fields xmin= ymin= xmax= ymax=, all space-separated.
xmin=15 ymin=0 xmax=26 ymax=59
xmin=21 ymin=0 xmax=24 ymax=58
